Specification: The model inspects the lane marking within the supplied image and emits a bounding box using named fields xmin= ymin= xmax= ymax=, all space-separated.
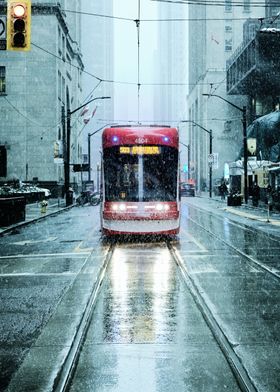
xmin=0 ymin=272 xmax=76 ymax=277
xmin=0 ymin=252 xmax=91 ymax=260
xmin=180 ymin=227 xmax=208 ymax=252
xmin=12 ymin=237 xmax=57 ymax=245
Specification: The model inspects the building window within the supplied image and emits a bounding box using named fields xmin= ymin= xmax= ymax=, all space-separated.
xmin=225 ymin=38 xmax=233 ymax=51
xmin=58 ymin=70 xmax=61 ymax=101
xmin=225 ymin=20 xmax=232 ymax=33
xmin=58 ymin=26 xmax=62 ymax=56
xmin=0 ymin=66 xmax=6 ymax=94
xmin=244 ymin=0 xmax=250 ymax=12
xmin=225 ymin=0 xmax=232 ymax=12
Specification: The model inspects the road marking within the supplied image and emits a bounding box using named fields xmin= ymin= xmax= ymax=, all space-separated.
xmin=181 ymin=227 xmax=208 ymax=252
xmin=12 ymin=237 xmax=57 ymax=245
xmin=0 ymin=252 xmax=90 ymax=260
xmin=73 ymin=241 xmax=93 ymax=253
xmin=0 ymin=272 xmax=76 ymax=277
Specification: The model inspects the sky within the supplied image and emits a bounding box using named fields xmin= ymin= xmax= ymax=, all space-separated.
xmin=113 ymin=0 xmax=159 ymax=122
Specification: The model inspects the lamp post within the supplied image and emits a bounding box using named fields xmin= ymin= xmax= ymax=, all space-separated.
xmin=87 ymin=123 xmax=116 ymax=183
xmin=65 ymin=96 xmax=111 ymax=206
xmin=180 ymin=120 xmax=213 ymax=198
xmin=180 ymin=141 xmax=190 ymax=181
xmin=202 ymin=93 xmax=248 ymax=204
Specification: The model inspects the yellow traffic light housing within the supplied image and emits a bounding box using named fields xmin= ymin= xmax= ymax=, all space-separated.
xmin=7 ymin=0 xmax=31 ymax=51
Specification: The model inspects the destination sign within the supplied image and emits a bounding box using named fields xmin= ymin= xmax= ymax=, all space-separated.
xmin=120 ymin=146 xmax=160 ymax=155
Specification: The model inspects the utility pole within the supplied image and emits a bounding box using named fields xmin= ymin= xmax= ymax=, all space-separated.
xmin=180 ymin=120 xmax=213 ymax=198
xmin=64 ymin=96 xmax=111 ymax=206
xmin=202 ymin=94 xmax=248 ymax=203
xmin=87 ymin=133 xmax=91 ymax=182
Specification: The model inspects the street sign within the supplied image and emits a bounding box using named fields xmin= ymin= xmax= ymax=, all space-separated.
xmin=72 ymin=163 xmax=90 ymax=172
xmin=0 ymin=16 xmax=7 ymax=50
xmin=208 ymin=153 xmax=219 ymax=169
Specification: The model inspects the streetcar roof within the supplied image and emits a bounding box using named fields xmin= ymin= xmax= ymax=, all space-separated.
xmin=102 ymin=125 xmax=179 ymax=149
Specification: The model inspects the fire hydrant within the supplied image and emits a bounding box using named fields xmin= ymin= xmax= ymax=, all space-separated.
xmin=40 ymin=200 xmax=48 ymax=213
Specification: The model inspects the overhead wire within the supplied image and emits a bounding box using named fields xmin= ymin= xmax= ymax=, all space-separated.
xmin=151 ymin=0 xmax=276 ymax=7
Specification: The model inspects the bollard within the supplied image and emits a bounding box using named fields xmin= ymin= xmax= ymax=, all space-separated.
xmin=267 ymin=201 xmax=270 ymax=223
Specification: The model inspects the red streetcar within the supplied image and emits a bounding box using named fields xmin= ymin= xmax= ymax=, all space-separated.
xmin=100 ymin=125 xmax=180 ymax=236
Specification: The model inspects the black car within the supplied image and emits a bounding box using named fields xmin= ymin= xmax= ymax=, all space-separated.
xmin=180 ymin=183 xmax=195 ymax=197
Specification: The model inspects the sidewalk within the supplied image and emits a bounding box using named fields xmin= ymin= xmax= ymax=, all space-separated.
xmin=0 ymin=198 xmax=71 ymax=236
xmin=194 ymin=191 xmax=280 ymax=240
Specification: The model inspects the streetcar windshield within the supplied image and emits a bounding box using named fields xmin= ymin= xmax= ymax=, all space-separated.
xmin=103 ymin=146 xmax=178 ymax=202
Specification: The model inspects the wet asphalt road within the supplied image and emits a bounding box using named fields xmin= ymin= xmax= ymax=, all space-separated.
xmin=0 ymin=206 xmax=104 ymax=391
xmin=68 ymin=243 xmax=241 ymax=392
xmin=1 ymin=199 xmax=280 ymax=391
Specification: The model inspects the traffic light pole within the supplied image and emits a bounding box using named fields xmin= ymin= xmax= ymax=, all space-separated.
xmin=65 ymin=108 xmax=71 ymax=206
xmin=209 ymin=129 xmax=213 ymax=198
xmin=64 ymin=96 xmax=111 ymax=207
xmin=87 ymin=123 xmax=116 ymax=185
xmin=180 ymin=120 xmax=213 ymax=198
xmin=202 ymin=94 xmax=248 ymax=203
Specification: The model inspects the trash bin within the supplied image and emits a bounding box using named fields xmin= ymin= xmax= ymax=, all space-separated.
xmin=0 ymin=197 xmax=26 ymax=226
xmin=227 ymin=195 xmax=242 ymax=206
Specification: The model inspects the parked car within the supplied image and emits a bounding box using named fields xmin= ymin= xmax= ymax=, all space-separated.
xmin=180 ymin=183 xmax=195 ymax=197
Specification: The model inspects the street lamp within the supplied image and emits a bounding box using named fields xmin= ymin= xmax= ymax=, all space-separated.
xmin=65 ymin=96 xmax=111 ymax=206
xmin=180 ymin=141 xmax=190 ymax=182
xmin=87 ymin=123 xmax=117 ymax=183
xmin=180 ymin=120 xmax=213 ymax=198
xmin=202 ymin=93 xmax=248 ymax=204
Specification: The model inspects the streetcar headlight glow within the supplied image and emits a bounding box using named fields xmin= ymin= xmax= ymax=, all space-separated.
xmin=112 ymin=136 xmax=119 ymax=142
xmin=112 ymin=204 xmax=118 ymax=211
xmin=164 ymin=205 xmax=170 ymax=211
xmin=119 ymin=204 xmax=126 ymax=211
xmin=156 ymin=203 xmax=164 ymax=211
xmin=163 ymin=136 xmax=169 ymax=142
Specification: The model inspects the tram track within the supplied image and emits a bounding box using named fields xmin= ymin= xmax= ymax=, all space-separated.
xmin=167 ymin=241 xmax=257 ymax=392
xmin=53 ymin=244 xmax=114 ymax=392
xmin=53 ymin=237 xmax=259 ymax=392
xmin=186 ymin=203 xmax=280 ymax=281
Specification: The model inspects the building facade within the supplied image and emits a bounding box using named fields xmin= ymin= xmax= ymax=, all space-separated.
xmin=81 ymin=0 xmax=114 ymax=189
xmin=187 ymin=0 xmax=265 ymax=190
xmin=0 ymin=0 xmax=83 ymax=194
xmin=154 ymin=2 xmax=188 ymax=123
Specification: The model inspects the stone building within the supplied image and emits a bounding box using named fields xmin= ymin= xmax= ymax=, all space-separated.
xmin=0 ymin=0 xmax=83 ymax=194
xmin=187 ymin=0 xmax=266 ymax=190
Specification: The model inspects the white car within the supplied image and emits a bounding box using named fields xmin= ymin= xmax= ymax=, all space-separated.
xmin=35 ymin=187 xmax=51 ymax=198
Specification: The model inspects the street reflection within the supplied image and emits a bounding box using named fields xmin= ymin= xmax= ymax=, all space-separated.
xmin=105 ymin=246 xmax=177 ymax=344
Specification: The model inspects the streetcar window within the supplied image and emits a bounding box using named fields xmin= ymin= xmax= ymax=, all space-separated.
xmin=103 ymin=146 xmax=178 ymax=202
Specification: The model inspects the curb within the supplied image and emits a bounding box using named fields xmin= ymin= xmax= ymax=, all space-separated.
xmin=196 ymin=195 xmax=280 ymax=242
xmin=0 ymin=204 xmax=75 ymax=237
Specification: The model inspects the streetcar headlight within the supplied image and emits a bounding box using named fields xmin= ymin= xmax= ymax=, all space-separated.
xmin=164 ymin=205 xmax=170 ymax=211
xmin=112 ymin=204 xmax=118 ymax=211
xmin=119 ymin=204 xmax=126 ymax=211
xmin=156 ymin=203 xmax=164 ymax=211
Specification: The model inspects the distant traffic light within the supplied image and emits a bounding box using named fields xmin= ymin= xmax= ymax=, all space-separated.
xmin=7 ymin=0 xmax=31 ymax=51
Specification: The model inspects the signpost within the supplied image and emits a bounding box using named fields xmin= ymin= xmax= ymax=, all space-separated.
xmin=208 ymin=153 xmax=219 ymax=169
xmin=0 ymin=16 xmax=6 ymax=50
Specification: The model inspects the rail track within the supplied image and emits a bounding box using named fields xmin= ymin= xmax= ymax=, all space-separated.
xmin=186 ymin=203 xmax=280 ymax=280
xmin=52 ymin=236 xmax=259 ymax=392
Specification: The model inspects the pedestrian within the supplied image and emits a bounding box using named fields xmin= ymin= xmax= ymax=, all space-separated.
xmin=219 ymin=181 xmax=228 ymax=200
xmin=252 ymin=182 xmax=260 ymax=207
xmin=267 ymin=185 xmax=273 ymax=211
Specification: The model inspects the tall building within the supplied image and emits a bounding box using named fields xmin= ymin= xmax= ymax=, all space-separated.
xmin=0 ymin=0 xmax=83 ymax=194
xmin=81 ymin=1 xmax=114 ymax=188
xmin=154 ymin=2 xmax=188 ymax=124
xmin=187 ymin=0 xmax=265 ymax=190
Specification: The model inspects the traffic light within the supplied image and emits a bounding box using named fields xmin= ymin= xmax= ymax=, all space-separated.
xmin=7 ymin=0 xmax=31 ymax=51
